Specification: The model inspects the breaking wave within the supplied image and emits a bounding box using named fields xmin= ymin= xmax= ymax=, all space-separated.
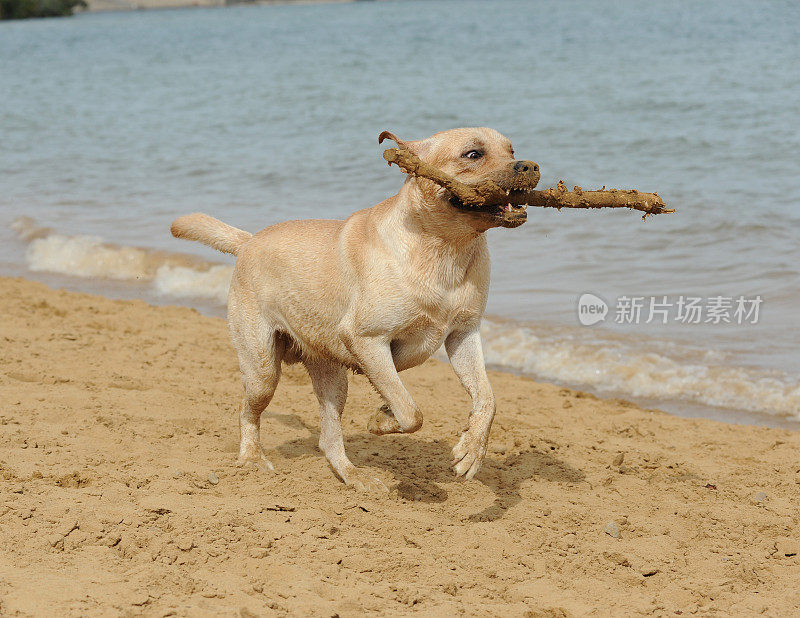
xmin=11 ymin=217 xmax=799 ymax=421
xmin=479 ymin=317 xmax=800 ymax=420
xmin=11 ymin=216 xmax=233 ymax=304
xmin=152 ymin=264 xmax=231 ymax=304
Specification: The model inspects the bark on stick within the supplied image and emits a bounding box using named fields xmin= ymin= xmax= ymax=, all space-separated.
xmin=382 ymin=147 xmax=674 ymax=218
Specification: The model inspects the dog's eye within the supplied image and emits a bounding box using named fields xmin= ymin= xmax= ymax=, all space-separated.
xmin=463 ymin=150 xmax=483 ymax=160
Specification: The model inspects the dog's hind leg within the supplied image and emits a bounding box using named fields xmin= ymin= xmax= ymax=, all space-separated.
xmin=306 ymin=358 xmax=387 ymax=493
xmin=230 ymin=313 xmax=283 ymax=471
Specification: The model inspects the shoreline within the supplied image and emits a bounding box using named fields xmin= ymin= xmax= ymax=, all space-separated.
xmin=6 ymin=247 xmax=799 ymax=431
xmin=1 ymin=275 xmax=799 ymax=615
xmin=77 ymin=0 xmax=354 ymax=14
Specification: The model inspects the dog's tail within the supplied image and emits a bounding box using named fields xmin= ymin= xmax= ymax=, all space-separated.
xmin=170 ymin=213 xmax=252 ymax=256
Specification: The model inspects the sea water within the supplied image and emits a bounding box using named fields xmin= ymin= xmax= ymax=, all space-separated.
xmin=1 ymin=0 xmax=798 ymax=424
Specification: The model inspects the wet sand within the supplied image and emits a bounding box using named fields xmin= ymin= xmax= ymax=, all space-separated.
xmin=1 ymin=276 xmax=798 ymax=616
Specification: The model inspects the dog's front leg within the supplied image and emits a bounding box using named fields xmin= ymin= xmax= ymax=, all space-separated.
xmin=445 ymin=327 xmax=496 ymax=479
xmin=343 ymin=335 xmax=423 ymax=435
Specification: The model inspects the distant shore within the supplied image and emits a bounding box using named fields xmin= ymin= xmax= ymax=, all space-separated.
xmin=81 ymin=0 xmax=354 ymax=14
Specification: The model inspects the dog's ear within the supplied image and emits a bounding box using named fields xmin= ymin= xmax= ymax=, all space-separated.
xmin=378 ymin=130 xmax=432 ymax=158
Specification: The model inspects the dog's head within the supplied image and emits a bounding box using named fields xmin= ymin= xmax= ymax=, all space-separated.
xmin=379 ymin=127 xmax=539 ymax=230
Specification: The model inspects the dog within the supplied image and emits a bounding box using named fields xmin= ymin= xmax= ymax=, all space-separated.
xmin=171 ymin=127 xmax=540 ymax=491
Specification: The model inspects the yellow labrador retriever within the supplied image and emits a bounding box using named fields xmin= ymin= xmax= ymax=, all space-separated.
xmin=171 ymin=127 xmax=539 ymax=491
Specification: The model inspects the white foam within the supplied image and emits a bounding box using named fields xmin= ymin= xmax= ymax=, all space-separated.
xmin=13 ymin=216 xmax=233 ymax=304
xmin=153 ymin=264 xmax=232 ymax=304
xmin=480 ymin=318 xmax=800 ymax=419
xmin=26 ymin=234 xmax=151 ymax=280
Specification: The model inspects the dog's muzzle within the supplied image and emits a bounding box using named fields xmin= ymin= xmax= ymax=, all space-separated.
xmin=451 ymin=159 xmax=541 ymax=228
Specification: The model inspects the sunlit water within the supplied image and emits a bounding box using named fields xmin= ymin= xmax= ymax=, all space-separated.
xmin=1 ymin=0 xmax=798 ymax=425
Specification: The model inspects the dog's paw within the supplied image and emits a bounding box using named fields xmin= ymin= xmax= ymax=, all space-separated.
xmin=452 ymin=428 xmax=488 ymax=480
xmin=367 ymin=404 xmax=403 ymax=435
xmin=342 ymin=466 xmax=388 ymax=494
xmin=236 ymin=443 xmax=275 ymax=472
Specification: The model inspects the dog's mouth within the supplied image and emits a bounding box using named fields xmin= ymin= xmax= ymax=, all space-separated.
xmin=449 ymin=187 xmax=535 ymax=229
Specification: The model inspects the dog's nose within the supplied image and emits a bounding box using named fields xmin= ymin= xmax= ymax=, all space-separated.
xmin=513 ymin=160 xmax=539 ymax=174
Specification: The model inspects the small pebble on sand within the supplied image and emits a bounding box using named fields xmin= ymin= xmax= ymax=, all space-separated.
xmin=131 ymin=592 xmax=149 ymax=606
xmin=612 ymin=452 xmax=625 ymax=466
xmin=605 ymin=522 xmax=620 ymax=538
xmin=208 ymin=472 xmax=219 ymax=485
xmin=774 ymin=538 xmax=799 ymax=557
xmin=603 ymin=551 xmax=630 ymax=566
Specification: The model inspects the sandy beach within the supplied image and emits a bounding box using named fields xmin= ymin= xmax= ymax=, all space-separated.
xmin=0 ymin=275 xmax=797 ymax=616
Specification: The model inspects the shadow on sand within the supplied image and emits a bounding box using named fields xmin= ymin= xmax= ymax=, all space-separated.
xmin=268 ymin=410 xmax=584 ymax=522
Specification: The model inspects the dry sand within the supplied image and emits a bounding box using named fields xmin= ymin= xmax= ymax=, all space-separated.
xmin=1 ymin=275 xmax=799 ymax=616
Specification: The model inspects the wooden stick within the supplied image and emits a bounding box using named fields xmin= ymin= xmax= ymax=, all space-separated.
xmin=383 ymin=148 xmax=506 ymax=205
xmin=383 ymin=148 xmax=674 ymax=218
